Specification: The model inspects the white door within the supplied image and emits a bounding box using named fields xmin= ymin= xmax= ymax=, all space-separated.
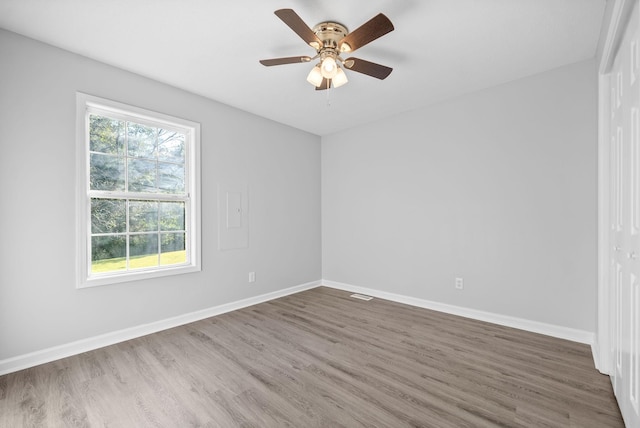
xmin=610 ymin=1 xmax=640 ymax=425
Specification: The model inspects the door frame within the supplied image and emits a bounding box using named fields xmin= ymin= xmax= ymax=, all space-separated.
xmin=597 ymin=0 xmax=636 ymax=374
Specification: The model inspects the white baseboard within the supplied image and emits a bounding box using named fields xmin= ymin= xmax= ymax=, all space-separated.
xmin=321 ymin=280 xmax=595 ymax=346
xmin=591 ymin=337 xmax=609 ymax=375
xmin=1 ymin=278 xmax=597 ymax=376
xmin=0 ymin=280 xmax=321 ymax=376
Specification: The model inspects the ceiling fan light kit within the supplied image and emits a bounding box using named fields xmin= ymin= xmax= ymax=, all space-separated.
xmin=319 ymin=54 xmax=338 ymax=79
xmin=260 ymin=9 xmax=394 ymax=91
xmin=306 ymin=65 xmax=324 ymax=87
xmin=332 ymin=67 xmax=348 ymax=88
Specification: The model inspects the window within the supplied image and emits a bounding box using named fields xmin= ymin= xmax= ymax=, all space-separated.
xmin=77 ymin=93 xmax=200 ymax=287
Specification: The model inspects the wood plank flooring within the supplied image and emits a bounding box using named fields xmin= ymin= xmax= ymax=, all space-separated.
xmin=0 ymin=286 xmax=624 ymax=427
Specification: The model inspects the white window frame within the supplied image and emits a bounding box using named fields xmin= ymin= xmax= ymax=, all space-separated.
xmin=76 ymin=93 xmax=201 ymax=288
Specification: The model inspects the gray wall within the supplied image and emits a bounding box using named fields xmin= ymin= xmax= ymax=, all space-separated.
xmin=0 ymin=26 xmax=599 ymax=362
xmin=322 ymin=59 xmax=598 ymax=331
xmin=0 ymin=29 xmax=321 ymax=360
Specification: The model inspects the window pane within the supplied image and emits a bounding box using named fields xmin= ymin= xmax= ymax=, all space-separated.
xmin=91 ymin=199 xmax=126 ymax=233
xmin=130 ymin=200 xmax=158 ymax=232
xmin=91 ymin=235 xmax=126 ymax=273
xmin=130 ymin=234 xmax=159 ymax=269
xmin=161 ymin=233 xmax=186 ymax=265
xmin=160 ymin=202 xmax=185 ymax=231
xmin=158 ymin=130 xmax=185 ymax=163
xmin=90 ymin=115 xmax=124 ymax=155
xmin=127 ymin=122 xmax=157 ymax=158
xmin=81 ymin=96 xmax=199 ymax=286
xmin=158 ymin=162 xmax=185 ymax=193
xmin=90 ymin=153 xmax=125 ymax=191
xmin=128 ymin=158 xmax=157 ymax=192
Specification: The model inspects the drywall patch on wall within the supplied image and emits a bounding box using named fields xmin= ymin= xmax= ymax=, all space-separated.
xmin=218 ymin=183 xmax=249 ymax=250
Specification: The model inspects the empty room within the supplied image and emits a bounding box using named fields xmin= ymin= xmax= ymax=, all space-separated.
xmin=0 ymin=0 xmax=638 ymax=426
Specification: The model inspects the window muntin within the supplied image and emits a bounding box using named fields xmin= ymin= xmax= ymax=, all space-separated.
xmin=77 ymin=94 xmax=200 ymax=287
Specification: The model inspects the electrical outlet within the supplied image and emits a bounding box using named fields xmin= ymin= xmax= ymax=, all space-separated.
xmin=248 ymin=272 xmax=256 ymax=283
xmin=455 ymin=277 xmax=464 ymax=290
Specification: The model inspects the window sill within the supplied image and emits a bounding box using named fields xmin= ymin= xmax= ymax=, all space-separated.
xmin=77 ymin=264 xmax=201 ymax=289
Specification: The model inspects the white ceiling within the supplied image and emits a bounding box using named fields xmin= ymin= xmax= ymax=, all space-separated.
xmin=0 ymin=0 xmax=606 ymax=136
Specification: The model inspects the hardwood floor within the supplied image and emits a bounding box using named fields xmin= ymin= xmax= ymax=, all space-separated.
xmin=0 ymin=286 xmax=624 ymax=427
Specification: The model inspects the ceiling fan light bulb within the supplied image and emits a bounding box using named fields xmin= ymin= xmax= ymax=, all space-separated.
xmin=307 ymin=66 xmax=323 ymax=87
xmin=332 ymin=67 xmax=348 ymax=88
xmin=320 ymin=57 xmax=338 ymax=79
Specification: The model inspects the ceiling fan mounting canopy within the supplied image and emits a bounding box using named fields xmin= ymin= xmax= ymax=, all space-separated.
xmin=259 ymin=9 xmax=394 ymax=90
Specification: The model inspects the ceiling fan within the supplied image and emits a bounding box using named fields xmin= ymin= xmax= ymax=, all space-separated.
xmin=259 ymin=9 xmax=394 ymax=90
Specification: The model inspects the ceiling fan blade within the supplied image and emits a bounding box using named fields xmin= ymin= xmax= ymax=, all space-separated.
xmin=315 ymin=78 xmax=331 ymax=90
xmin=274 ymin=9 xmax=322 ymax=49
xmin=343 ymin=57 xmax=392 ymax=80
xmin=338 ymin=13 xmax=394 ymax=53
xmin=259 ymin=56 xmax=312 ymax=66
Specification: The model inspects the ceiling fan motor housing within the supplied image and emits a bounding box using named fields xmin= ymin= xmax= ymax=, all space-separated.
xmin=312 ymin=22 xmax=350 ymax=52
